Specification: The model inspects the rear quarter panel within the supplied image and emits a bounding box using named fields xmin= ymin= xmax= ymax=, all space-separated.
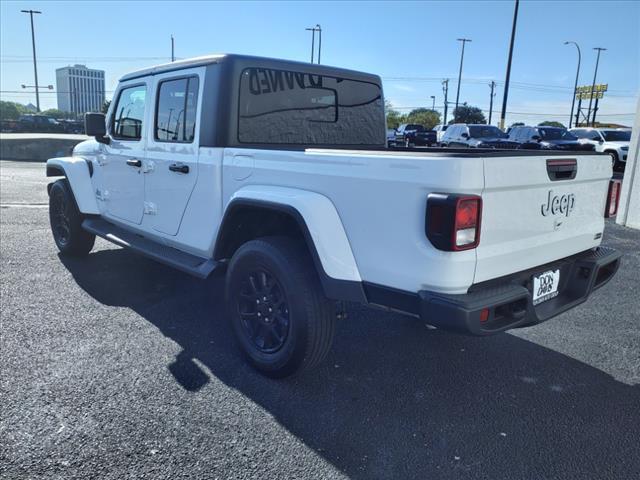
xmin=222 ymin=148 xmax=484 ymax=294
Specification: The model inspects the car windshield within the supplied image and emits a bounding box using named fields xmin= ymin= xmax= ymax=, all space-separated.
xmin=602 ymin=130 xmax=631 ymax=141
xmin=468 ymin=125 xmax=506 ymax=138
xmin=539 ymin=128 xmax=577 ymax=140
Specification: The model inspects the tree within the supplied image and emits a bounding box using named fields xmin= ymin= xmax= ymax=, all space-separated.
xmin=0 ymin=101 xmax=27 ymax=120
xmin=101 ymin=100 xmax=111 ymax=114
xmin=405 ymin=108 xmax=440 ymax=129
xmin=450 ymin=104 xmax=486 ymax=124
xmin=384 ymin=100 xmax=403 ymax=129
xmin=538 ymin=121 xmax=565 ymax=128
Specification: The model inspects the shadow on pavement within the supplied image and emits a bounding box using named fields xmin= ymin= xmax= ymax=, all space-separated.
xmin=61 ymin=248 xmax=640 ymax=479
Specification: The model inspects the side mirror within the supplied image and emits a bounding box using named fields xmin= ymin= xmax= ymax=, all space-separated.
xmin=461 ymin=132 xmax=469 ymax=138
xmin=532 ymin=135 xmax=541 ymax=141
xmin=84 ymin=112 xmax=109 ymax=144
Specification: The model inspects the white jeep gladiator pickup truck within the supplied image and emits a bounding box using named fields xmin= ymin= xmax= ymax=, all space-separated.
xmin=46 ymin=54 xmax=622 ymax=377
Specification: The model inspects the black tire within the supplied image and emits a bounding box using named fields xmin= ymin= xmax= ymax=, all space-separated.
xmin=48 ymin=179 xmax=95 ymax=256
xmin=606 ymin=151 xmax=621 ymax=171
xmin=225 ymin=236 xmax=335 ymax=378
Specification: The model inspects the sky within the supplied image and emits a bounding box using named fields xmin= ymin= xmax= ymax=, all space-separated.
xmin=1 ymin=0 xmax=638 ymax=127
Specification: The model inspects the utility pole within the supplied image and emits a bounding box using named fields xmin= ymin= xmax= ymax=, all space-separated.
xmin=575 ymin=96 xmax=582 ymax=127
xmin=488 ymin=81 xmax=496 ymax=125
xmin=454 ymin=38 xmax=471 ymax=116
xmin=500 ymin=0 xmax=519 ymax=130
xmin=592 ymin=96 xmax=601 ymax=126
xmin=171 ymin=35 xmax=175 ymax=62
xmin=305 ymin=26 xmax=316 ymax=63
xmin=588 ymin=47 xmax=606 ymax=126
xmin=316 ymin=24 xmax=322 ymax=64
xmin=442 ymin=79 xmax=449 ymax=125
xmin=20 ymin=9 xmax=42 ymax=112
xmin=430 ymin=95 xmax=436 ymax=111
xmin=564 ymin=41 xmax=581 ymax=128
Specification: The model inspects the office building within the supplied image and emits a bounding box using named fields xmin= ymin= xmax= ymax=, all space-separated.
xmin=56 ymin=65 xmax=105 ymax=115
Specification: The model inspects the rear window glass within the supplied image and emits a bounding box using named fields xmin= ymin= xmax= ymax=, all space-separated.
xmin=238 ymin=67 xmax=384 ymax=145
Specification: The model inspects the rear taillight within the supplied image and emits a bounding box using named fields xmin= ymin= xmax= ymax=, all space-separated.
xmin=605 ymin=180 xmax=621 ymax=218
xmin=426 ymin=194 xmax=482 ymax=251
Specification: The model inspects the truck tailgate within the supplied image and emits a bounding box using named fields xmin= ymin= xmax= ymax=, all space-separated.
xmin=475 ymin=154 xmax=611 ymax=283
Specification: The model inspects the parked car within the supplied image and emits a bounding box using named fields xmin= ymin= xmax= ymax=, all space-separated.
xmin=386 ymin=128 xmax=396 ymax=147
xmin=15 ymin=115 xmax=65 ymax=133
xmin=569 ymin=127 xmax=631 ymax=171
xmin=432 ymin=124 xmax=449 ymax=143
xmin=508 ymin=126 xmax=595 ymax=151
xmin=46 ymin=54 xmax=621 ymax=378
xmin=58 ymin=119 xmax=85 ymax=134
xmin=395 ymin=124 xmax=437 ymax=147
xmin=440 ymin=124 xmax=519 ymax=149
xmin=0 ymin=119 xmax=19 ymax=132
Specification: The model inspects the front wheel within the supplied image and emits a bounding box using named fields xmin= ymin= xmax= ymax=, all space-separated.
xmin=607 ymin=151 xmax=622 ymax=171
xmin=48 ymin=179 xmax=95 ymax=256
xmin=225 ymin=236 xmax=335 ymax=378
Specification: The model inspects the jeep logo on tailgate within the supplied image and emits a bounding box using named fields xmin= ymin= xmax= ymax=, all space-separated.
xmin=541 ymin=190 xmax=575 ymax=217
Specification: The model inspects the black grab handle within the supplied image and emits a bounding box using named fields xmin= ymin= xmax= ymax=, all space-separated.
xmin=169 ymin=164 xmax=189 ymax=174
xmin=546 ymin=158 xmax=577 ymax=181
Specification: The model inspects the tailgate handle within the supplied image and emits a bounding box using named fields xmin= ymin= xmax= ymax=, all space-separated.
xmin=546 ymin=158 xmax=577 ymax=181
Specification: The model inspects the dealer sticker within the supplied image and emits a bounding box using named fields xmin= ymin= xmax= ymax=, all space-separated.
xmin=533 ymin=269 xmax=560 ymax=305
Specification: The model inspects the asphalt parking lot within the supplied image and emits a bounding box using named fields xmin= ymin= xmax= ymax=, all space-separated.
xmin=1 ymin=159 xmax=639 ymax=480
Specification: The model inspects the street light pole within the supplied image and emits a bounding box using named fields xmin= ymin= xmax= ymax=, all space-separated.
xmin=430 ymin=95 xmax=436 ymax=111
xmin=442 ymin=79 xmax=449 ymax=125
xmin=20 ymin=9 xmax=42 ymax=112
xmin=316 ymin=24 xmax=322 ymax=64
xmin=171 ymin=34 xmax=175 ymax=62
xmin=564 ymin=41 xmax=581 ymax=128
xmin=454 ymin=38 xmax=471 ymax=117
xmin=588 ymin=47 xmax=606 ymax=127
xmin=488 ymin=81 xmax=496 ymax=125
xmin=499 ymin=0 xmax=519 ymax=130
xmin=305 ymin=26 xmax=316 ymax=63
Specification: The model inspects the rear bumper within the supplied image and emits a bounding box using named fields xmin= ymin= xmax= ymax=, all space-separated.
xmin=418 ymin=247 xmax=621 ymax=335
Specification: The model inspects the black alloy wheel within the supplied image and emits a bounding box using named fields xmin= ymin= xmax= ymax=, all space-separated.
xmin=237 ymin=268 xmax=290 ymax=353
xmin=48 ymin=179 xmax=95 ymax=256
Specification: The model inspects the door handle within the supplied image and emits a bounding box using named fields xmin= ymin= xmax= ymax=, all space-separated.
xmin=126 ymin=158 xmax=142 ymax=167
xmin=169 ymin=163 xmax=189 ymax=174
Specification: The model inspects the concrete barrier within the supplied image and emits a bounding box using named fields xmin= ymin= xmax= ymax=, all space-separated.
xmin=0 ymin=133 xmax=90 ymax=161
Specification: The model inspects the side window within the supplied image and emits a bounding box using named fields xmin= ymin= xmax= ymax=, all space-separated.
xmin=112 ymin=84 xmax=147 ymax=140
xmin=509 ymin=127 xmax=519 ymax=140
xmin=155 ymin=76 xmax=200 ymax=143
xmin=572 ymin=129 xmax=585 ymax=138
xmin=237 ymin=67 xmax=383 ymax=145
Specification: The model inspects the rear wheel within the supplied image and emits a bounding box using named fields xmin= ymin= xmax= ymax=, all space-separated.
xmin=48 ymin=179 xmax=95 ymax=256
xmin=225 ymin=236 xmax=335 ymax=378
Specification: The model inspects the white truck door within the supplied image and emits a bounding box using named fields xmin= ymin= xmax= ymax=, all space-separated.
xmin=102 ymin=81 xmax=149 ymax=225
xmin=143 ymin=70 xmax=202 ymax=236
